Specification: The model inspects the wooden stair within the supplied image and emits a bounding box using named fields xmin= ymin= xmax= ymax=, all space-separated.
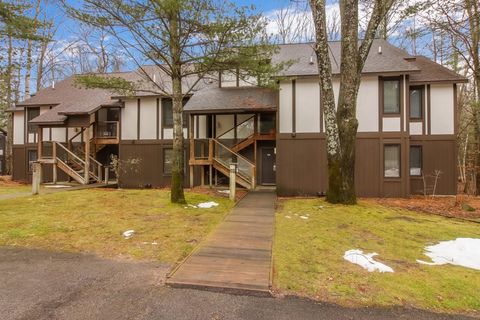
xmin=41 ymin=141 xmax=104 ymax=185
xmin=212 ymin=159 xmax=252 ymax=189
xmin=231 ymin=135 xmax=255 ymax=153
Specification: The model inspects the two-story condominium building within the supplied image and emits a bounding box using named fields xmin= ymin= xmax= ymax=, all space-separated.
xmin=9 ymin=39 xmax=466 ymax=197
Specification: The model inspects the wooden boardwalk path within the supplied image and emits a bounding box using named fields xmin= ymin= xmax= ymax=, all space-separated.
xmin=166 ymin=191 xmax=276 ymax=295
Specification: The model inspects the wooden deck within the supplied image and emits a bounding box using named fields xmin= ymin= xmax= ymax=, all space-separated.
xmin=167 ymin=191 xmax=276 ymax=295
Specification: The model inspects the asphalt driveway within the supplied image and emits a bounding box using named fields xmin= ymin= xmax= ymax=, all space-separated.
xmin=0 ymin=247 xmax=476 ymax=320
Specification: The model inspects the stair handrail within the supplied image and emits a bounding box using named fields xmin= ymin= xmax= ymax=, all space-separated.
xmin=216 ymin=115 xmax=255 ymax=141
xmin=212 ymin=138 xmax=256 ymax=188
xmin=54 ymin=141 xmax=86 ymax=166
xmin=212 ymin=138 xmax=254 ymax=166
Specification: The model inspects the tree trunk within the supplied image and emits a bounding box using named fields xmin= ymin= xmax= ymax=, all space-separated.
xmin=25 ymin=0 xmax=41 ymax=99
xmin=5 ymin=35 xmax=14 ymax=175
xmin=310 ymin=0 xmax=391 ymax=204
xmin=169 ymin=11 xmax=186 ymax=204
xmin=326 ymin=0 xmax=360 ymax=204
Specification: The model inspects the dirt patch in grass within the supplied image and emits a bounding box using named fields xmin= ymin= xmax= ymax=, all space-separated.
xmin=0 ymin=178 xmax=31 ymax=195
xmin=368 ymin=195 xmax=480 ymax=221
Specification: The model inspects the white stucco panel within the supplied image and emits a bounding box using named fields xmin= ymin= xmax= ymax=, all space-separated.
xmin=295 ymin=79 xmax=320 ymax=133
xmin=197 ymin=115 xmax=207 ymax=139
xmin=430 ymin=84 xmax=454 ymax=135
xmin=13 ymin=111 xmax=24 ymax=145
xmin=121 ymin=99 xmax=138 ymax=140
xmin=51 ymin=128 xmax=66 ymax=142
xmin=356 ymin=77 xmax=379 ymax=132
xmin=279 ymin=81 xmax=292 ymax=133
xmin=139 ymin=97 xmax=157 ymax=139
xmin=382 ymin=117 xmax=401 ymax=132
xmin=410 ymin=122 xmax=423 ymax=135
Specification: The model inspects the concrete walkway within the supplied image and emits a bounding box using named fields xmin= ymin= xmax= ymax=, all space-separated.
xmin=167 ymin=191 xmax=276 ymax=294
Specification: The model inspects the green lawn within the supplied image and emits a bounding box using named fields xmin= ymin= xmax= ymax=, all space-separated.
xmin=0 ymin=188 xmax=233 ymax=263
xmin=274 ymin=198 xmax=480 ymax=315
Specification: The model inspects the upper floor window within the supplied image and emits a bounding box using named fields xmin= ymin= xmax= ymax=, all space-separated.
xmin=409 ymin=86 xmax=423 ymax=120
xmin=383 ymin=79 xmax=400 ymax=114
xmin=162 ymin=98 xmax=188 ymax=128
xmin=27 ymin=107 xmax=40 ymax=134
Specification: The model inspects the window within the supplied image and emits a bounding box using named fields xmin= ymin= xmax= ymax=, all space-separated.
xmin=28 ymin=150 xmax=37 ymax=173
xmin=383 ymin=79 xmax=400 ymax=114
xmin=259 ymin=113 xmax=276 ymax=134
xmin=384 ymin=145 xmax=400 ymax=178
xmin=409 ymin=146 xmax=422 ymax=176
xmin=162 ymin=98 xmax=188 ymax=128
xmin=410 ymin=87 xmax=423 ymax=119
xmin=163 ymin=149 xmax=173 ymax=175
xmin=27 ymin=107 xmax=40 ymax=134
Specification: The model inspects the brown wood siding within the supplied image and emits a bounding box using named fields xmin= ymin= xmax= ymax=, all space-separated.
xmin=12 ymin=145 xmax=27 ymax=182
xmin=355 ymin=138 xmax=381 ymax=197
xmin=66 ymin=115 xmax=91 ymax=127
xmin=410 ymin=138 xmax=456 ymax=195
xmin=118 ymin=140 xmax=200 ymax=188
xmin=276 ymin=136 xmax=326 ymax=196
xmin=276 ymin=135 xmax=455 ymax=197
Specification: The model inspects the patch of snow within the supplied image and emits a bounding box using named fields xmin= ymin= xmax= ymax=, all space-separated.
xmin=197 ymin=201 xmax=219 ymax=209
xmin=417 ymin=238 xmax=480 ymax=270
xmin=122 ymin=230 xmax=135 ymax=239
xmin=300 ymin=216 xmax=309 ymax=220
xmin=44 ymin=185 xmax=70 ymax=188
xmin=344 ymin=249 xmax=394 ymax=273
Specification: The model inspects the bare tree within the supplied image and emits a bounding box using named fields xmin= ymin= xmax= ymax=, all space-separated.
xmin=67 ymin=0 xmax=284 ymax=204
xmin=309 ymin=0 xmax=396 ymax=204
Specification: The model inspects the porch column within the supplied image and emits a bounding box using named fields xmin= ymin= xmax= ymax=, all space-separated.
xmin=36 ymin=127 xmax=43 ymax=186
xmin=84 ymin=126 xmax=90 ymax=184
xmin=189 ymin=114 xmax=194 ymax=188
xmin=37 ymin=127 xmax=43 ymax=159
xmin=52 ymin=141 xmax=57 ymax=184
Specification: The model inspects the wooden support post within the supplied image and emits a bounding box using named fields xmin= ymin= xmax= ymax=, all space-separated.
xmin=83 ymin=126 xmax=90 ymax=184
xmin=104 ymin=167 xmax=109 ymax=184
xmin=189 ymin=114 xmax=195 ymax=189
xmin=209 ymin=165 xmax=213 ymax=188
xmin=52 ymin=142 xmax=57 ymax=184
xmin=229 ymin=163 xmax=236 ymax=201
xmin=208 ymin=139 xmax=213 ymax=162
xmin=32 ymin=162 xmax=41 ymax=195
xmin=37 ymin=127 xmax=43 ymax=159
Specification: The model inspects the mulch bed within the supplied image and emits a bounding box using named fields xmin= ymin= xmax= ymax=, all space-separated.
xmin=367 ymin=195 xmax=480 ymax=221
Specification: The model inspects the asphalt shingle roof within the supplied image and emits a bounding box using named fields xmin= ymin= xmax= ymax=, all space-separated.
xmin=183 ymin=86 xmax=276 ymax=113
xmin=15 ymin=39 xmax=466 ymax=123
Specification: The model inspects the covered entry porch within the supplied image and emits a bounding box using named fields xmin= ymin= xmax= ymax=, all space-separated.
xmin=184 ymin=86 xmax=278 ymax=190
xmin=30 ymin=106 xmax=121 ymax=186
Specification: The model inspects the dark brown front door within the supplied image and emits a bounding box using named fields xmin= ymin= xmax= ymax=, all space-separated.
xmin=261 ymin=147 xmax=276 ymax=185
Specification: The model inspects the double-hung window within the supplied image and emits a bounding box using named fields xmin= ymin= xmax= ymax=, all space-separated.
xmin=409 ymin=86 xmax=423 ymax=120
xmin=384 ymin=145 xmax=401 ymax=178
xmin=409 ymin=146 xmax=422 ymax=176
xmin=383 ymin=79 xmax=400 ymax=114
